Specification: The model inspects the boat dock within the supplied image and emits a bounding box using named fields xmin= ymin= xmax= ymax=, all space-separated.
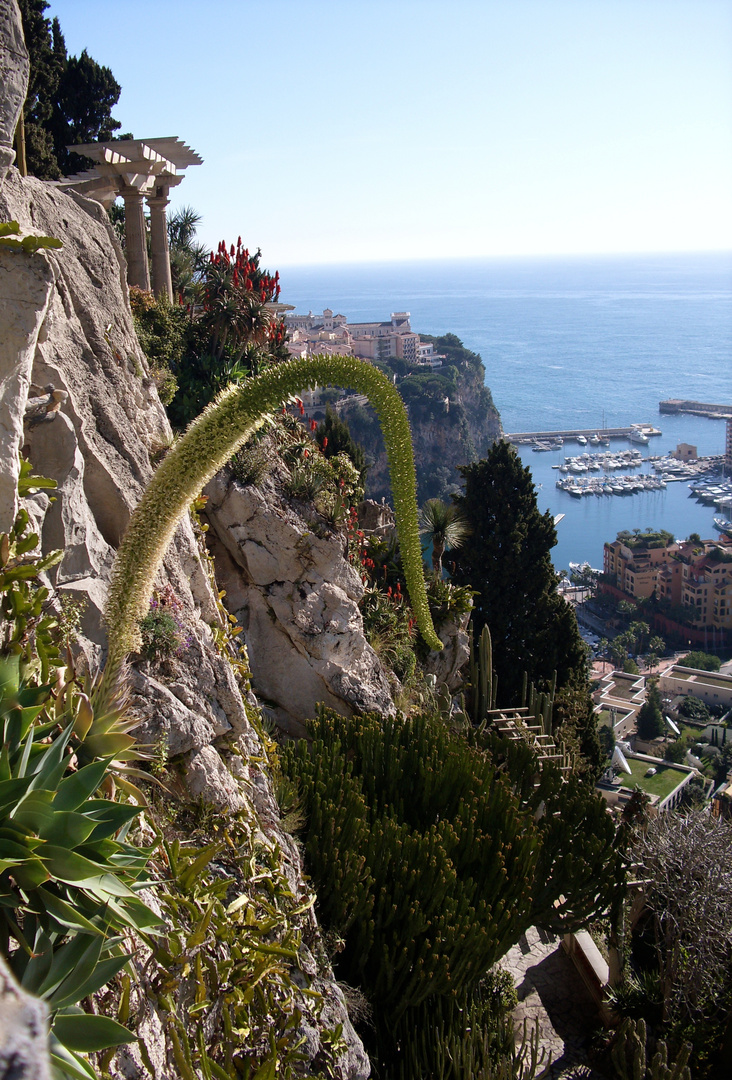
xmin=506 ymin=425 xmax=662 ymax=444
xmin=659 ymin=399 xmax=732 ymax=419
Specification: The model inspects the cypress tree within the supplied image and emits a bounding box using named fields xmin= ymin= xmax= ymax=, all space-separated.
xmin=637 ymin=678 xmax=665 ymax=739
xmin=16 ymin=0 xmax=123 ymax=179
xmin=451 ymin=441 xmax=587 ymax=705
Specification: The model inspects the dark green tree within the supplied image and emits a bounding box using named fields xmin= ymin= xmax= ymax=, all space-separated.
xmin=16 ymin=0 xmax=66 ymax=177
xmin=637 ymin=679 xmax=665 ymax=740
xmin=451 ymin=441 xmax=587 ymax=705
xmin=16 ymin=0 xmax=123 ymax=178
xmin=50 ymin=49 xmax=122 ymax=174
xmin=679 ymin=650 xmax=721 ymax=672
xmin=316 ymin=406 xmax=368 ymax=481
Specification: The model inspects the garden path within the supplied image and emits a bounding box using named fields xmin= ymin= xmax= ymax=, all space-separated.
xmin=504 ymin=927 xmax=607 ymax=1079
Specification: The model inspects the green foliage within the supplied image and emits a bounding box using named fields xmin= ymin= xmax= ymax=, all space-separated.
xmin=125 ymin=819 xmax=344 ymax=1080
xmin=129 ymin=287 xmax=190 ymax=405
xmin=139 ymin=611 xmax=184 ymax=662
xmin=451 ymin=442 xmax=588 ymax=705
xmin=230 ymin=437 xmax=273 ymax=488
xmin=0 ymin=220 xmax=63 ymax=252
xmin=283 ymin=706 xmax=622 ymax=1075
xmin=637 ymin=680 xmax=665 ymax=739
xmin=678 ymin=651 xmax=722 ymax=672
xmin=425 ymin=575 xmax=475 ymax=622
xmin=0 ymin=480 xmax=160 ymax=1079
xmin=676 ymin=696 xmax=710 ymax=721
xmin=316 ymin=406 xmax=368 ymax=482
xmin=419 ymin=497 xmax=471 ymax=575
xmin=104 ymin=353 xmax=442 ymax=696
xmin=617 ymin=529 xmax=675 ymax=550
xmin=166 ymin=241 xmax=287 ymax=429
xmin=17 ymin=0 xmax=124 ymax=178
xmin=360 ymin=586 xmax=416 ymax=686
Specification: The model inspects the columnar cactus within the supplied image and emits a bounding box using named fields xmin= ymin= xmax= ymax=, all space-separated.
xmin=103 ymin=354 xmax=442 ymax=689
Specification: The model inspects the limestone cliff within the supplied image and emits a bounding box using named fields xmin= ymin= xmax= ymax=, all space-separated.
xmin=340 ymin=334 xmax=502 ymax=504
xmin=0 ymin=161 xmax=369 ymax=1078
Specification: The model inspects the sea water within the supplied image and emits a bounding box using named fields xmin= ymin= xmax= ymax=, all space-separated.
xmin=278 ymin=253 xmax=732 ymax=571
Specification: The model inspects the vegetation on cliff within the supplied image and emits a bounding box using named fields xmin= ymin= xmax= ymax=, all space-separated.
xmin=336 ymin=334 xmax=501 ymax=503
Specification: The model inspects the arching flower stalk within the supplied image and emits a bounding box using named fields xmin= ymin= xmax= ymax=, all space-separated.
xmin=102 ymin=354 xmax=442 ymax=699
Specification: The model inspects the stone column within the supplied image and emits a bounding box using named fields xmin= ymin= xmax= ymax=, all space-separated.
xmin=146 ymin=184 xmax=173 ymax=301
xmin=119 ymin=183 xmax=150 ymax=292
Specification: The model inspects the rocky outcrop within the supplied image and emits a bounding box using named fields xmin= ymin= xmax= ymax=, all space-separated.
xmin=342 ymin=341 xmax=502 ymax=503
xmin=0 ymin=163 xmax=369 ymax=1075
xmin=0 ymin=956 xmax=50 ymax=1080
xmin=0 ymin=0 xmax=27 ymax=181
xmin=205 ymin=470 xmax=396 ymax=735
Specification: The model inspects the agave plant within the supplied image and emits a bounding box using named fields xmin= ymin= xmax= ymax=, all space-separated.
xmin=1 ymin=475 xmax=160 ymax=1079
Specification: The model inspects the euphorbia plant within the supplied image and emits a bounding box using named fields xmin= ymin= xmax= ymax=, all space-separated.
xmin=103 ymin=353 xmax=443 ymax=698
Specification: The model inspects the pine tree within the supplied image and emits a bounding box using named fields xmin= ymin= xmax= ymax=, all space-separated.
xmin=451 ymin=441 xmax=587 ymax=705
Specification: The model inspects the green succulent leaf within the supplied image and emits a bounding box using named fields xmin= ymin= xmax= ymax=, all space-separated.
xmin=49 ymin=1035 xmax=99 ymax=1080
xmin=0 ymin=220 xmax=20 ymax=237
xmin=53 ymin=759 xmax=110 ymax=811
xmin=52 ymin=1011 xmax=135 ymax=1053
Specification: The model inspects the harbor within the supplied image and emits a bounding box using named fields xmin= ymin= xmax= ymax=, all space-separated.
xmin=506 ymin=423 xmax=662 ymax=447
xmin=659 ymin=399 xmax=732 ymax=419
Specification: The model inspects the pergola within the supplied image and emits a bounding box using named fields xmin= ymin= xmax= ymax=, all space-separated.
xmin=62 ymin=137 xmax=202 ymax=300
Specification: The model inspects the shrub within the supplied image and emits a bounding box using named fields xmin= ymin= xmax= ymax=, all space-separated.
xmin=679 ymin=651 xmax=721 ymax=672
xmin=677 ymin=696 xmax=710 ymax=721
xmin=230 ymin=438 xmax=273 ymax=487
xmin=283 ymin=706 xmax=622 ymax=1074
xmin=138 ymin=586 xmax=190 ymax=661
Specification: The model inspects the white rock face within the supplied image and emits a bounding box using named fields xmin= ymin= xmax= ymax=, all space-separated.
xmin=0 ymin=165 xmax=370 ymax=1076
xmin=0 ymin=248 xmax=54 ymax=532
xmin=0 ymin=955 xmax=50 ymax=1080
xmin=205 ymin=471 xmax=396 ymax=732
xmin=0 ymin=0 xmax=28 ymax=179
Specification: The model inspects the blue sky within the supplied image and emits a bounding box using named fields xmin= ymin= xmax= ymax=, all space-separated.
xmin=47 ymin=0 xmax=732 ymax=266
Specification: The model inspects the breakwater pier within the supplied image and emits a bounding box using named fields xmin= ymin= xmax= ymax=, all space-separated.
xmin=659 ymin=399 xmax=732 ymax=419
xmin=506 ymin=425 xmax=662 ymax=445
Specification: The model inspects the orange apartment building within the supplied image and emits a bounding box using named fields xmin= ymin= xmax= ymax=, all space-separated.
xmin=603 ymin=536 xmax=732 ymax=644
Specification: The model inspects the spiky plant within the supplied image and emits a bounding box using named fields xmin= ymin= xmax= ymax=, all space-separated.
xmin=103 ymin=354 xmax=442 ymax=697
xmin=419 ymin=498 xmax=470 ymax=576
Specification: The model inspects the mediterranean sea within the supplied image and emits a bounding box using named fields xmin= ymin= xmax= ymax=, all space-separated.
xmin=278 ymin=253 xmax=732 ymax=573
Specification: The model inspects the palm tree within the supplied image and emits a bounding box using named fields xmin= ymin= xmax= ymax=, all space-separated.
xmin=598 ymin=637 xmax=610 ymax=674
xmin=167 ymin=206 xmax=209 ymax=304
xmin=419 ymin=499 xmax=470 ymax=576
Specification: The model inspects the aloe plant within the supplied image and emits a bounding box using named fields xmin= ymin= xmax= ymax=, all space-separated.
xmin=104 ymin=353 xmax=443 ymax=692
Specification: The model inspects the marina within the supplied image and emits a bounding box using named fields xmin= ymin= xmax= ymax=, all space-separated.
xmin=507 ymin=424 xmax=662 ymax=446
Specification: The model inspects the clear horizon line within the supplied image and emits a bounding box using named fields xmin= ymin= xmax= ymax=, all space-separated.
xmin=273 ymin=247 xmax=732 ymax=271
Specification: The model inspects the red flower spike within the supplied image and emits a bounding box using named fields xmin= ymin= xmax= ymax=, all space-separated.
xmin=322 ymin=437 xmax=328 ymax=449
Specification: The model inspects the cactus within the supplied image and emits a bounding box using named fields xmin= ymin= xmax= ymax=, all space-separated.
xmin=102 ymin=353 xmax=442 ymax=694
xmin=283 ymin=705 xmax=622 ymax=1073
xmin=611 ymin=1018 xmax=692 ymax=1080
